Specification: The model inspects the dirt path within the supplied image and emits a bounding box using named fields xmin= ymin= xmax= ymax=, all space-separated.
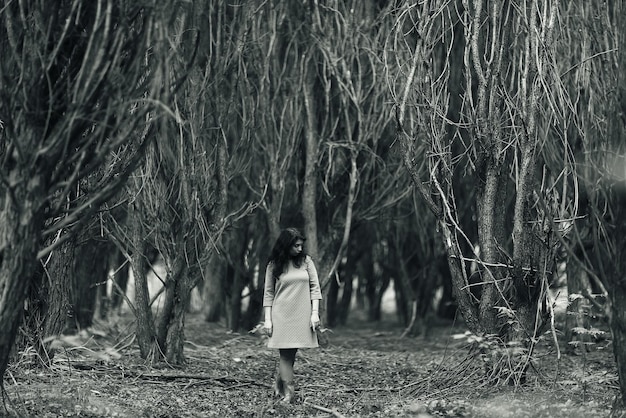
xmin=3 ymin=314 xmax=618 ymax=417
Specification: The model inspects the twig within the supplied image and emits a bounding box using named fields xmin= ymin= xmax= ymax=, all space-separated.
xmin=125 ymin=370 xmax=269 ymax=388
xmin=303 ymin=401 xmax=346 ymax=418
xmin=400 ymin=300 xmax=418 ymax=338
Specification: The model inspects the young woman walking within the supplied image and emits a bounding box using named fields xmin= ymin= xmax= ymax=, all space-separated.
xmin=263 ymin=227 xmax=322 ymax=403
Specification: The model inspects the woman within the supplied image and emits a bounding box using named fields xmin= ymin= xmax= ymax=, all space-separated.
xmin=263 ymin=227 xmax=322 ymax=403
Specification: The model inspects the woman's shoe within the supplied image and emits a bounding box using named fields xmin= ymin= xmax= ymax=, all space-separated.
xmin=281 ymin=382 xmax=295 ymax=404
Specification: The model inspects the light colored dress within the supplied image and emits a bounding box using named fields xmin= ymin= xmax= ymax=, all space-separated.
xmin=263 ymin=255 xmax=322 ymax=349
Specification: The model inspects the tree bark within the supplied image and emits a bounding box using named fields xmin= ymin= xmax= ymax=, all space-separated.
xmin=204 ymin=255 xmax=225 ymax=323
xmin=302 ymin=59 xmax=320 ymax=262
xmin=164 ymin=271 xmax=197 ymax=365
xmin=155 ymin=257 xmax=182 ymax=355
xmin=0 ymin=176 xmax=46 ymax=380
xmin=227 ymin=265 xmax=245 ymax=333
xmin=156 ymin=256 xmax=199 ymax=365
xmin=42 ymin=236 xmax=76 ymax=339
xmin=129 ymin=202 xmax=155 ymax=359
xmin=72 ymin=236 xmax=109 ymax=330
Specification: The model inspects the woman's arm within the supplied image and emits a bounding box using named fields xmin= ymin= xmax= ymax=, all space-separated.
xmin=262 ymin=263 xmax=275 ymax=306
xmin=308 ymin=259 xmax=321 ymax=329
xmin=262 ymin=264 xmax=275 ymax=336
xmin=306 ymin=256 xmax=323 ymax=300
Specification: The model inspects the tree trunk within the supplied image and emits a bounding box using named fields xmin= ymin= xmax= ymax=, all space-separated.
xmin=155 ymin=256 xmax=198 ymax=365
xmin=129 ymin=203 xmax=155 ymax=359
xmin=244 ymin=239 xmax=269 ymax=330
xmin=475 ymin=164 xmax=508 ymax=334
xmin=164 ymin=271 xmax=197 ymax=365
xmin=155 ymin=261 xmax=179 ymax=355
xmin=366 ymin=272 xmax=389 ymax=322
xmin=20 ymin=264 xmax=45 ymax=355
xmin=0 ymin=178 xmax=45 ymax=380
xmin=42 ymin=237 xmax=76 ymax=339
xmin=302 ymin=55 xmax=320 ymax=263
xmin=326 ymin=278 xmax=340 ymax=328
xmin=436 ymin=255 xmax=457 ymax=320
xmin=336 ymin=271 xmax=353 ymax=326
xmin=228 ymin=267 xmax=244 ymax=332
xmin=204 ymin=255 xmax=224 ymax=323
xmin=72 ymin=237 xmax=109 ymax=330
xmin=243 ymin=282 xmax=263 ymax=331
xmin=395 ymin=262 xmax=416 ymax=330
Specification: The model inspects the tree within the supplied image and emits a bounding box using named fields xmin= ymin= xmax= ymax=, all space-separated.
xmin=389 ymin=0 xmax=563 ymax=381
xmin=555 ymin=0 xmax=626 ymax=406
xmin=115 ymin=0 xmax=271 ymax=362
xmin=301 ymin=1 xmax=401 ymax=316
xmin=0 ymin=0 xmax=179 ymax=387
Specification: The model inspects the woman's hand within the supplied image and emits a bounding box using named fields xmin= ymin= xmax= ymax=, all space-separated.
xmin=310 ymin=311 xmax=320 ymax=330
xmin=264 ymin=319 xmax=273 ymax=337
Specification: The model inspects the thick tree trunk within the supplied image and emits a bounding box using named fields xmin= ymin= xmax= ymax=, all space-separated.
xmin=165 ymin=269 xmax=197 ymax=365
xmin=42 ymin=237 xmax=76 ymax=338
xmin=302 ymin=60 xmax=320 ymax=262
xmin=129 ymin=203 xmax=155 ymax=359
xmin=156 ymin=258 xmax=197 ymax=365
xmin=475 ymin=165 xmax=507 ymax=334
xmin=327 ymin=264 xmax=355 ymax=327
xmin=0 ymin=178 xmax=45 ymax=380
xmin=243 ymin=244 xmax=269 ymax=330
xmin=155 ymin=263 xmax=179 ymax=355
xmin=222 ymin=264 xmax=236 ymax=330
xmin=231 ymin=270 xmax=245 ymax=332
xmin=20 ymin=264 xmax=45 ymax=355
xmin=395 ymin=262 xmax=416 ymax=329
xmin=203 ymin=255 xmax=224 ymax=323
xmin=164 ymin=273 xmax=196 ymax=365
xmin=72 ymin=237 xmax=109 ymax=330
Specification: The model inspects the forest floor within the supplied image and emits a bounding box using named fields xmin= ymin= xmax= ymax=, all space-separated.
xmin=1 ymin=311 xmax=620 ymax=418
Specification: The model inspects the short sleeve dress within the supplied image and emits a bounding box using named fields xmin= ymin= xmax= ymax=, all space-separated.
xmin=263 ymin=255 xmax=322 ymax=349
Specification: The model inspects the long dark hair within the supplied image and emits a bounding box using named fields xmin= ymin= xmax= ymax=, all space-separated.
xmin=268 ymin=227 xmax=307 ymax=279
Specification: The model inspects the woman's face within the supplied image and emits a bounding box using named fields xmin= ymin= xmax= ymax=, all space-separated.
xmin=289 ymin=239 xmax=304 ymax=257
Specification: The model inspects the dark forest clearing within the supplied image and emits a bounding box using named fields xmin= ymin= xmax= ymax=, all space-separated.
xmin=4 ymin=311 xmax=617 ymax=418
